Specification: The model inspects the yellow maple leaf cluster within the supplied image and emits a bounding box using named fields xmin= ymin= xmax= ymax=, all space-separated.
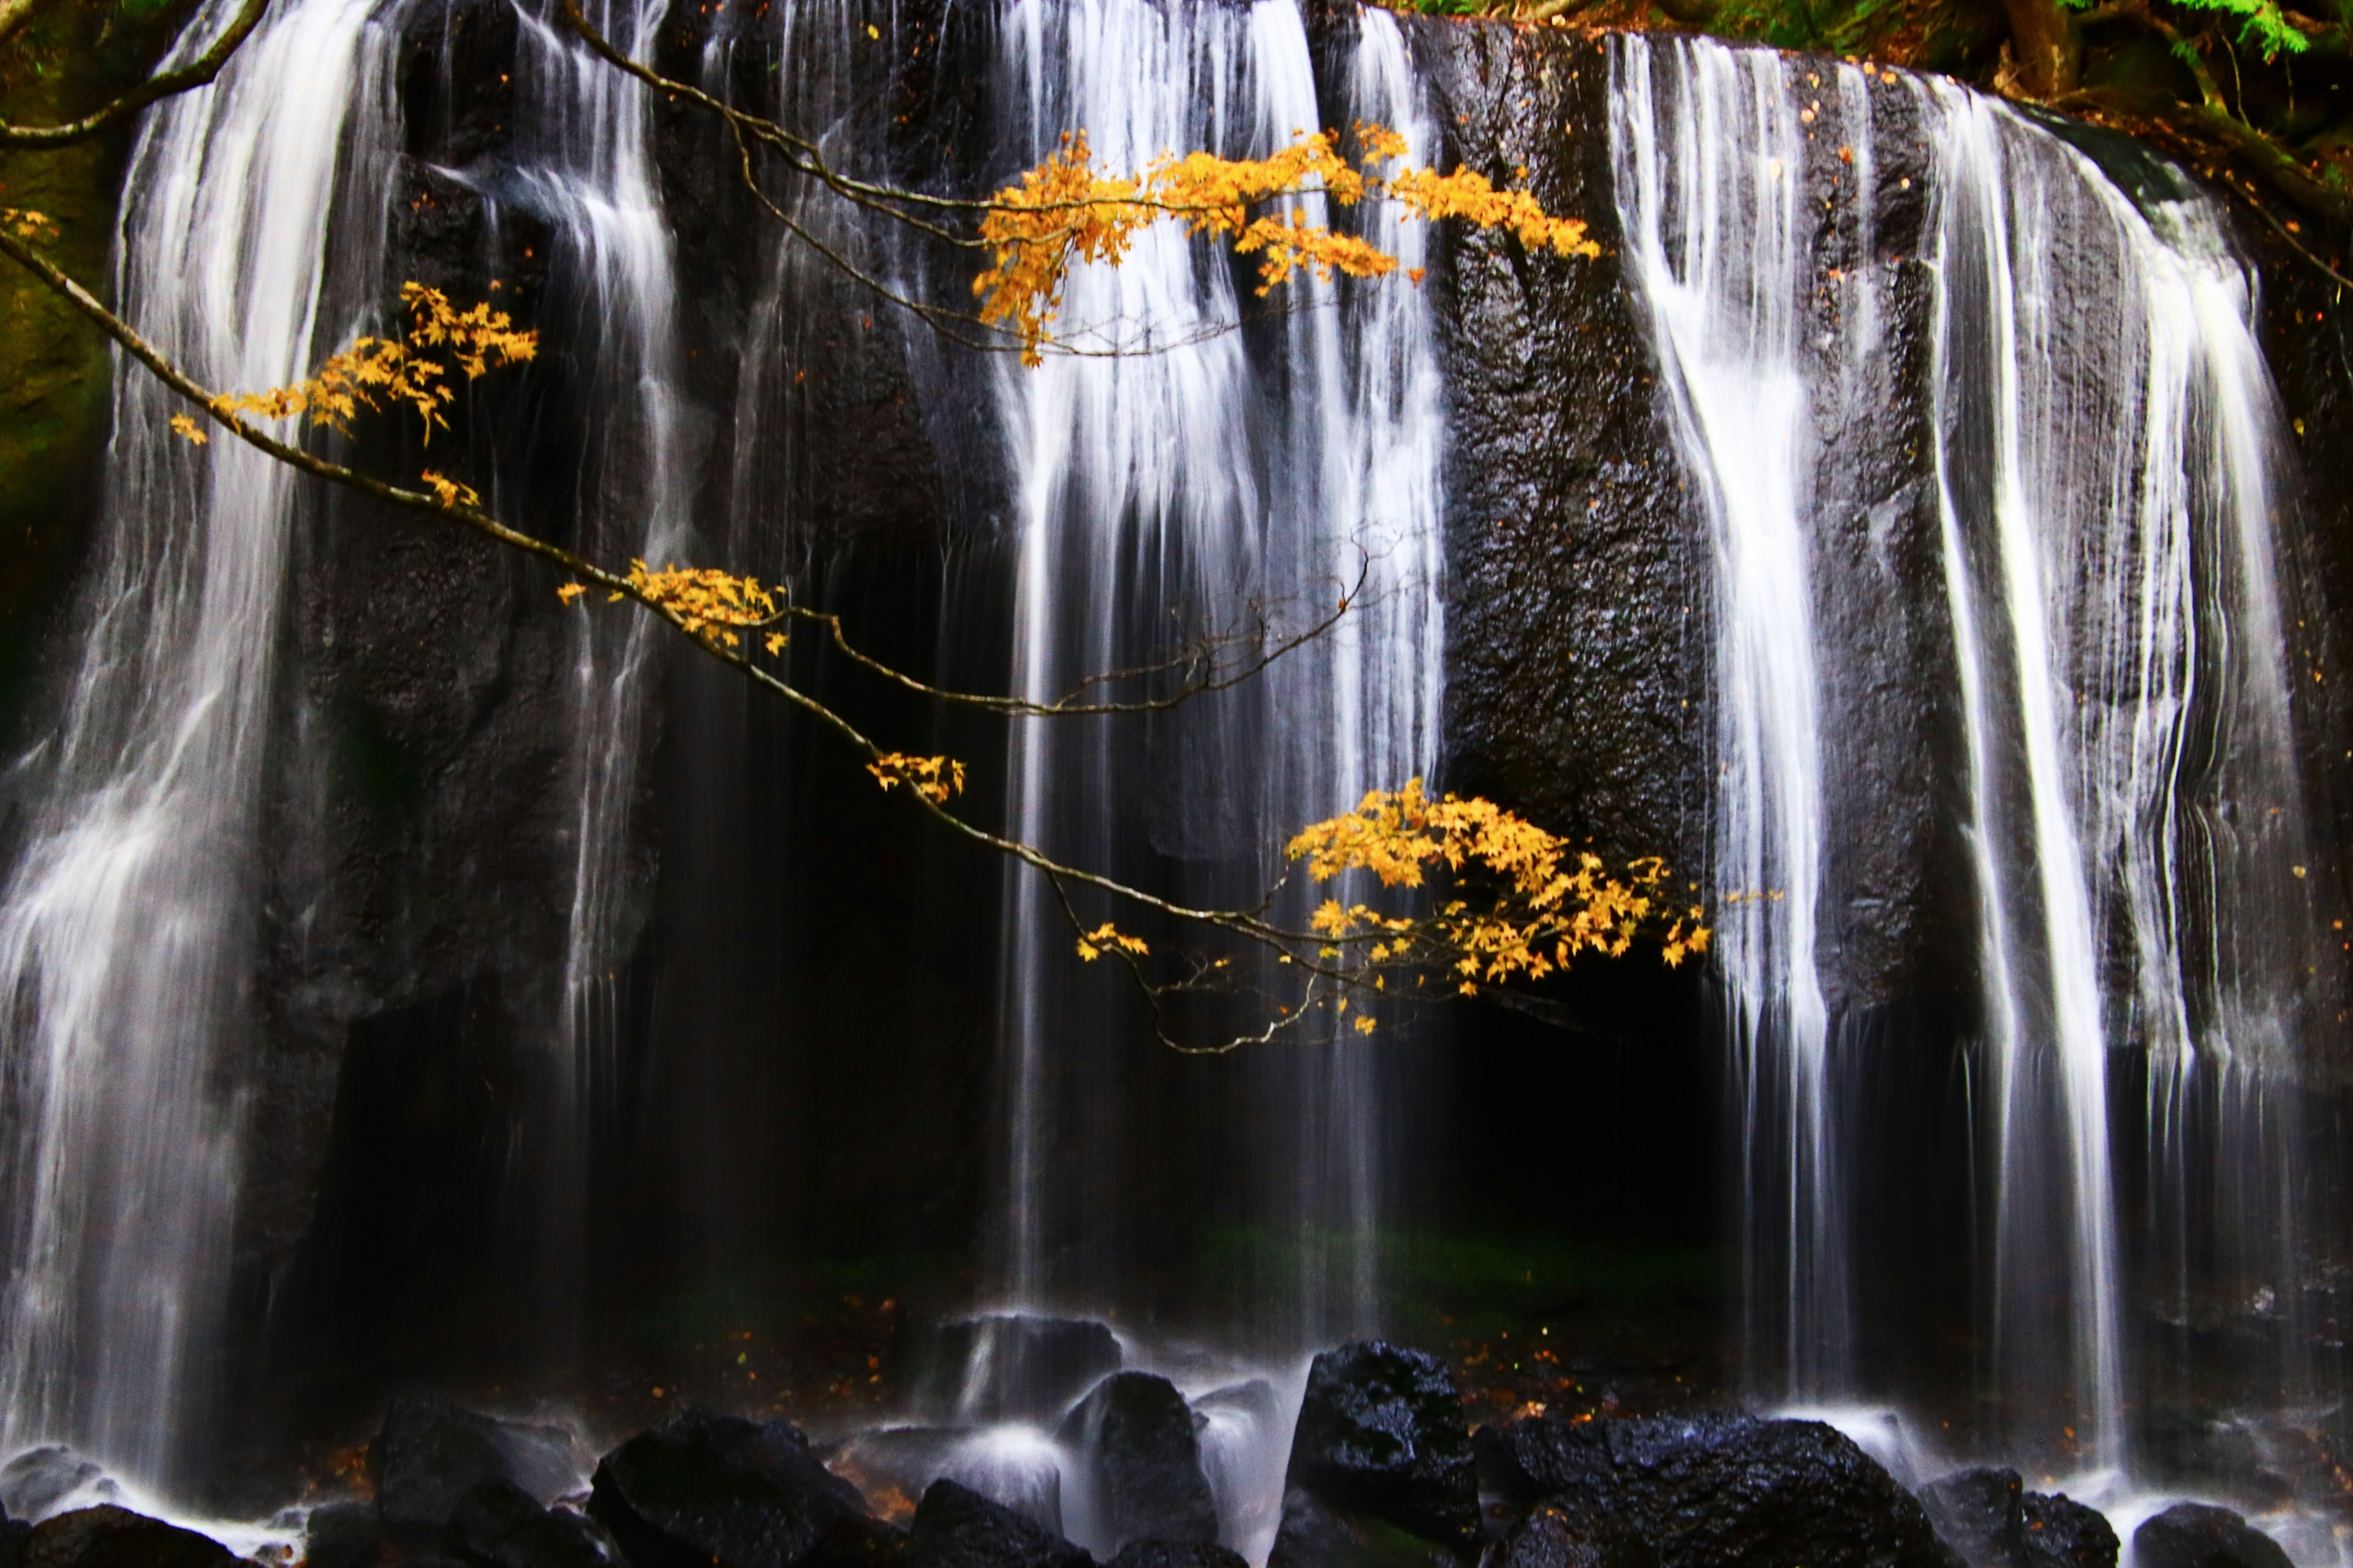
xmin=1075 ymin=922 xmax=1150 ymax=962
xmin=1287 ymin=779 xmax=1708 ymax=1002
xmin=205 ymin=281 xmax=536 ymax=441
xmin=2 ymin=208 xmax=58 ymax=242
xmin=621 ymin=561 xmax=780 ymax=649
xmin=973 ymin=123 xmax=1597 ymax=365
xmin=866 ymin=751 xmax=967 ymax=804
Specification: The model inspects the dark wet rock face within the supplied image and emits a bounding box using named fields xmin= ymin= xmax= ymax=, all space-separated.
xmin=18 ymin=1506 xmax=233 ymax=1568
xmin=2131 ymin=1504 xmax=2293 ymax=1568
xmin=1059 ymin=1372 xmax=1220 ymax=1548
xmin=0 ymin=1495 xmax=26 ymax=1568
xmin=1920 ymin=1469 xmax=2115 ymax=1568
xmin=588 ymin=1409 xmax=879 ymax=1568
xmin=908 ymin=1317 xmax=1124 ymax=1423
xmin=302 ymin=1499 xmax=386 ymax=1568
xmin=1921 ymin=1469 xmax=2023 ymax=1566
xmin=1476 ymin=1414 xmax=1953 ymax=1568
xmin=1266 ymin=1488 xmax=1457 ymax=1568
xmin=1484 ymin=1500 xmax=1655 ymax=1568
xmin=1283 ymin=1341 xmax=1477 ymax=1555
xmin=2014 ymin=1493 xmax=2115 ymax=1568
xmin=371 ymin=1396 xmax=586 ymax=1533
xmin=447 ymin=1478 xmax=621 ymax=1567
xmin=908 ymin=1479 xmax=1091 ymax=1568
xmin=1105 ymin=1542 xmax=1248 ymax=1568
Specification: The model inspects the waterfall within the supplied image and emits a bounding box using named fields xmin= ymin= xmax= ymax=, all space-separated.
xmin=502 ymin=0 xmax=689 ymax=1352
xmin=1612 ymin=32 xmax=2328 ymax=1469
xmin=988 ymin=0 xmax=1442 ymax=1340
xmin=1927 ymin=81 xmax=2319 ymax=1470
xmin=1610 ymin=32 xmax=1849 ymax=1401
xmin=0 ymin=0 xmax=401 ymax=1485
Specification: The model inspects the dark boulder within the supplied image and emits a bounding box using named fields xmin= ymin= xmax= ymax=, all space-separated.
xmin=303 ymin=1499 xmax=386 ymax=1568
xmin=2131 ymin=1504 xmax=2293 ymax=1568
xmin=19 ymin=1506 xmax=233 ymax=1568
xmin=447 ymin=1479 xmax=621 ymax=1567
xmin=0 ymin=1449 xmax=112 ymax=1521
xmin=1265 ymin=1488 xmax=1458 ymax=1568
xmin=908 ymin=1317 xmax=1124 ymax=1423
xmin=1483 ymin=1501 xmax=1655 ymax=1568
xmin=2015 ymin=1492 xmax=2115 ymax=1568
xmin=1920 ymin=1469 xmax=2021 ymax=1567
xmin=1919 ymin=1468 xmax=2114 ymax=1568
xmin=1105 ymin=1543 xmax=1247 ymax=1568
xmin=907 ymin=1479 xmax=1091 ymax=1568
xmin=1284 ymin=1343 xmax=1476 ymax=1554
xmin=588 ymin=1408 xmax=882 ymax=1568
xmin=370 ymin=1395 xmax=586 ymax=1532
xmin=1061 ymin=1373 xmax=1219 ymax=1548
xmin=1474 ymin=1414 xmax=1953 ymax=1568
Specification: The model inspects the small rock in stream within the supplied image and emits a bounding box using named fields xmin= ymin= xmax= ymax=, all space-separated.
xmin=1920 ymin=1468 xmax=2114 ymax=1568
xmin=2131 ymin=1503 xmax=2294 ymax=1568
xmin=589 ymin=1408 xmax=889 ymax=1568
xmin=908 ymin=1479 xmax=1091 ymax=1568
xmin=447 ymin=1478 xmax=621 ymax=1567
xmin=300 ymin=1499 xmax=385 ymax=1568
xmin=18 ymin=1506 xmax=233 ymax=1568
xmin=1283 ymin=1343 xmax=1477 ymax=1555
xmin=1060 ymin=1373 xmax=1219 ymax=1548
xmin=371 ymin=1395 xmax=586 ymax=1532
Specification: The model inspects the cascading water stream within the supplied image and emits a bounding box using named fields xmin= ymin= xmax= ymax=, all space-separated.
xmin=1610 ymin=32 xmax=1848 ymax=1401
xmin=500 ymin=0 xmax=691 ymax=1350
xmin=1927 ymin=81 xmax=2320 ymax=1471
xmin=987 ymin=0 xmax=1441 ymax=1344
xmin=0 ymin=0 xmax=401 ymax=1486
xmin=1612 ymin=32 xmax=2328 ymax=1473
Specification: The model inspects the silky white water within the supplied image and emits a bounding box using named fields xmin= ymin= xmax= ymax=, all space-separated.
xmin=1613 ymin=32 xmax=2327 ymax=1475
xmin=0 ymin=0 xmax=400 ymax=1485
xmin=988 ymin=0 xmax=1442 ymax=1342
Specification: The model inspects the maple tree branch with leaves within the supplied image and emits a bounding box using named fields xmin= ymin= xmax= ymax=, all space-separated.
xmin=0 ymin=0 xmax=1706 ymax=1053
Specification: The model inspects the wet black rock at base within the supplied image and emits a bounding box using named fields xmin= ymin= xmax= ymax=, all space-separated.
xmin=588 ymin=1409 xmax=877 ymax=1568
xmin=1060 ymin=1373 xmax=1219 ymax=1548
xmin=1483 ymin=1501 xmax=1656 ymax=1568
xmin=1476 ymin=1414 xmax=1955 ymax=1568
xmin=18 ymin=1506 xmax=233 ymax=1568
xmin=2015 ymin=1492 xmax=2116 ymax=1568
xmin=447 ymin=1478 xmax=621 ymax=1568
xmin=907 ymin=1479 xmax=1091 ymax=1568
xmin=1921 ymin=1468 xmax=2113 ymax=1568
xmin=371 ymin=1396 xmax=586 ymax=1532
xmin=1104 ymin=1542 xmax=1248 ymax=1568
xmin=907 ymin=1317 xmax=1123 ymax=1423
xmin=1266 ymin=1487 xmax=1460 ymax=1568
xmin=2131 ymin=1503 xmax=2294 ymax=1568
xmin=303 ymin=1499 xmax=385 ymax=1568
xmin=0 ymin=1499 xmax=26 ymax=1568
xmin=1921 ymin=1469 xmax=2022 ymax=1566
xmin=1284 ymin=1343 xmax=1477 ymax=1554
